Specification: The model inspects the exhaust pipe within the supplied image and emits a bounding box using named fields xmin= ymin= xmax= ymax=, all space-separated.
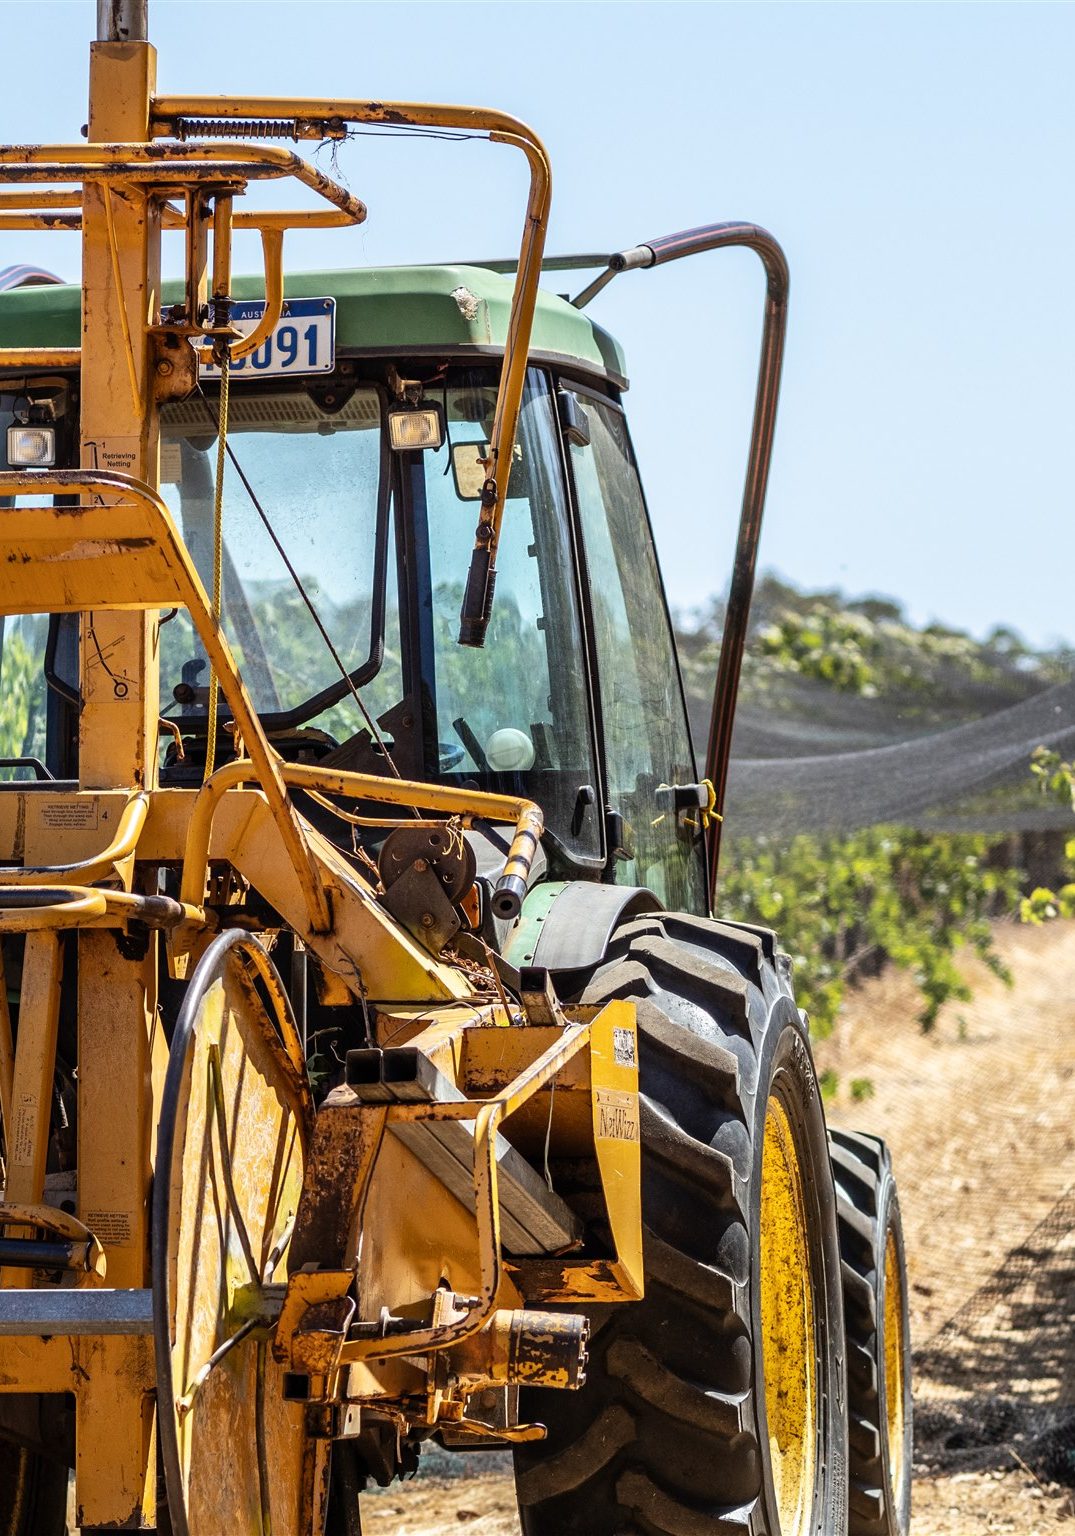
xmin=97 ymin=0 xmax=147 ymax=41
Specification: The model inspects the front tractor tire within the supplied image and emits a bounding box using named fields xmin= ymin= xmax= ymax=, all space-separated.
xmin=514 ymin=912 xmax=848 ymax=1536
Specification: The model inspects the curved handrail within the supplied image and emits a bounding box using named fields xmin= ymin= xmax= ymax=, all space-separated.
xmin=0 ymin=469 xmax=332 ymax=933
xmin=0 ymin=884 xmax=199 ymax=933
xmin=564 ymin=222 xmax=789 ymax=907
xmin=0 ymin=886 xmax=107 ymax=931
xmin=149 ymin=95 xmax=553 ymax=649
xmin=0 ymin=1202 xmax=107 ymax=1277
xmin=0 ymin=790 xmax=147 ymax=885
xmin=0 ymin=141 xmax=366 ymax=224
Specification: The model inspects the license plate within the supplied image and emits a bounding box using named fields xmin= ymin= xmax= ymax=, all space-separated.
xmin=200 ymin=297 xmax=335 ymax=380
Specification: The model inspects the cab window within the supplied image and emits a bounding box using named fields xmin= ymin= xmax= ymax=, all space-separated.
xmin=568 ymin=390 xmax=707 ymax=913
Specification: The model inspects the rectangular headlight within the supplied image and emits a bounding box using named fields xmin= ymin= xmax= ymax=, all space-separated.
xmin=7 ymin=424 xmax=56 ymax=467
xmin=387 ymin=404 xmax=444 ymax=453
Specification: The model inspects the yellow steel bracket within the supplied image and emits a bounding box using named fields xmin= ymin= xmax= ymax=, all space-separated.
xmin=0 ymin=469 xmax=331 ymax=933
xmin=0 ymin=141 xmax=365 ymax=372
xmin=336 ymin=1000 xmax=641 ymax=1365
xmin=508 ymin=1001 xmax=644 ymax=1304
xmin=336 ymin=1021 xmax=592 ymax=1366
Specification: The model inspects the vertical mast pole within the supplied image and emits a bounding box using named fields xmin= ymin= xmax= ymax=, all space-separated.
xmin=74 ymin=6 xmax=163 ymax=1525
xmin=96 ymin=0 xmax=148 ymax=42
xmin=80 ymin=0 xmax=160 ymax=791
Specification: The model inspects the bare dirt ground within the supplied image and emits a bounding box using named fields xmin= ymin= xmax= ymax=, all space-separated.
xmin=361 ymin=920 xmax=1075 ymax=1534
xmin=361 ymin=1465 xmax=1075 ymax=1536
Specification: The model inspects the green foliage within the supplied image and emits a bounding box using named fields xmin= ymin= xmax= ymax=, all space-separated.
xmin=1019 ymin=747 xmax=1075 ymax=923
xmin=748 ymin=599 xmax=1047 ymax=701
xmin=0 ymin=623 xmax=47 ymax=767
xmin=1029 ymin=745 xmax=1075 ymax=811
xmin=755 ymin=606 xmax=878 ymax=694
xmin=721 ymin=826 xmax=1020 ymax=1034
xmin=673 ymin=578 xmax=1070 ymax=1035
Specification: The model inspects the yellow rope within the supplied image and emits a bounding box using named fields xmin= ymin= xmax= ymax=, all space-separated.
xmin=204 ymin=352 xmax=230 ymax=781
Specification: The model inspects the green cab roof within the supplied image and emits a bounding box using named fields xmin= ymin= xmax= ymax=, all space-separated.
xmin=0 ymin=264 xmax=628 ymax=387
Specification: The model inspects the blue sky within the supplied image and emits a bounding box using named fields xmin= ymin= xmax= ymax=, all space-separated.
xmin=4 ymin=1 xmax=1074 ymax=646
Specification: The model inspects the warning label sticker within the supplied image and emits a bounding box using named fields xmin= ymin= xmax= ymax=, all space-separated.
xmin=85 ymin=1210 xmax=133 ymax=1246
xmin=595 ymin=1088 xmax=639 ymax=1143
xmin=11 ymin=1094 xmax=38 ymax=1167
xmin=39 ymin=799 xmax=99 ymax=831
xmin=613 ymin=1026 xmax=637 ymax=1069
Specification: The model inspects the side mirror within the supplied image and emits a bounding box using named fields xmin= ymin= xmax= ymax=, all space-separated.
xmin=557 ymin=391 xmax=590 ymax=448
xmin=451 ymin=441 xmax=490 ymax=501
xmin=451 ymin=440 xmax=527 ymax=502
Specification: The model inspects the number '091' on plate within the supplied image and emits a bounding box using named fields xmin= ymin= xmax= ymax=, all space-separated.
xmin=199 ymin=297 xmax=336 ymax=379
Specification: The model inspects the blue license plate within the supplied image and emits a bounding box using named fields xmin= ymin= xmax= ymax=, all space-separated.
xmin=200 ymin=296 xmax=336 ymax=379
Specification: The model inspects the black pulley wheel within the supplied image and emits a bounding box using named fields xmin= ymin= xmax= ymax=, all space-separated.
xmin=514 ymin=911 xmax=848 ymax=1536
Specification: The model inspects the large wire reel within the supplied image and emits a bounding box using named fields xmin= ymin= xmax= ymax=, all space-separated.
xmin=152 ymin=931 xmax=321 ymax=1536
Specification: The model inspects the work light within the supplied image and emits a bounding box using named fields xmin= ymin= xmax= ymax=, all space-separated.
xmin=387 ymin=403 xmax=445 ymax=453
xmin=7 ymin=398 xmax=57 ymax=467
xmin=7 ymin=423 xmax=56 ymax=467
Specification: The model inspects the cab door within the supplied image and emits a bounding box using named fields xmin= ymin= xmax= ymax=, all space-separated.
xmin=564 ymin=386 xmax=708 ymax=916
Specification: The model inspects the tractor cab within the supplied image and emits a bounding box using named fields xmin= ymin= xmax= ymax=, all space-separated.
xmin=0 ymin=264 xmax=708 ymax=915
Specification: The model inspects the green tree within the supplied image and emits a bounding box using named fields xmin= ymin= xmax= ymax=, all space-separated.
xmin=1020 ymin=746 xmax=1075 ymax=923
xmin=0 ymin=623 xmax=46 ymax=766
xmin=721 ymin=826 xmax=1018 ymax=1034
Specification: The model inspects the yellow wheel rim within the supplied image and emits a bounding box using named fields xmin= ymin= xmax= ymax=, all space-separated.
xmin=759 ymin=1093 xmax=818 ymax=1535
xmin=883 ymin=1224 xmax=908 ymax=1504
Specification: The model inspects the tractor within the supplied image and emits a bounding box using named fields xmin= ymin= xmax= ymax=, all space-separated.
xmin=0 ymin=3 xmax=911 ymax=1533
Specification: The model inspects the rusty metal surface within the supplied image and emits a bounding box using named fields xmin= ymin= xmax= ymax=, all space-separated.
xmin=289 ymin=1090 xmax=388 ymax=1271
xmin=163 ymin=946 xmax=314 ymax=1536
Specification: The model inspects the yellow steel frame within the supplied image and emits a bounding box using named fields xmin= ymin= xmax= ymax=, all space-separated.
xmin=0 ymin=31 xmax=639 ymax=1532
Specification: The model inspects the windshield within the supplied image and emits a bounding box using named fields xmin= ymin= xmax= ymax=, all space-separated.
xmin=159 ymin=368 xmax=601 ymax=864
xmin=405 ymin=370 xmax=601 ymax=864
xmin=159 ymin=386 xmax=393 ymax=733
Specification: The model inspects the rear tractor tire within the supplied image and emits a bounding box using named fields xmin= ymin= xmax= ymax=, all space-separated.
xmin=514 ymin=911 xmax=848 ymax=1536
xmin=829 ymin=1130 xmax=912 ymax=1536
